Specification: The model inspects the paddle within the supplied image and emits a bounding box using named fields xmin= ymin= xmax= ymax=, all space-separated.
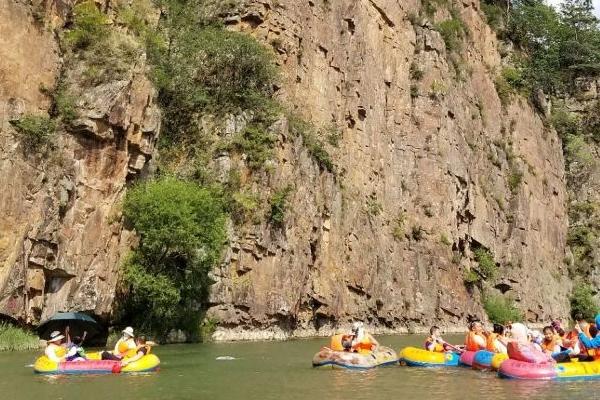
xmin=441 ymin=340 xmax=464 ymax=353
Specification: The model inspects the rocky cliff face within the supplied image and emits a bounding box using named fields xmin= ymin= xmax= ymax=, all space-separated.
xmin=207 ymin=0 xmax=571 ymax=339
xmin=0 ymin=0 xmax=572 ymax=338
xmin=0 ymin=0 xmax=159 ymax=324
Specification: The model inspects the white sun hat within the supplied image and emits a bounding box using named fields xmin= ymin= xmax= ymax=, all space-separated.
xmin=48 ymin=330 xmax=65 ymax=343
xmin=122 ymin=327 xmax=134 ymax=337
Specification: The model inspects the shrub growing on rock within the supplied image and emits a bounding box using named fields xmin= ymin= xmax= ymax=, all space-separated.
xmin=121 ymin=178 xmax=226 ymax=336
xmin=570 ymin=284 xmax=600 ymax=320
xmin=483 ymin=294 xmax=523 ymax=324
xmin=10 ymin=115 xmax=56 ymax=149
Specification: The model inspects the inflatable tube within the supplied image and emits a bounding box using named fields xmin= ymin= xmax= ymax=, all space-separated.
xmin=491 ymin=353 xmax=509 ymax=370
xmin=459 ymin=351 xmax=476 ymax=367
xmin=312 ymin=346 xmax=398 ymax=370
xmin=498 ymin=359 xmax=557 ymax=380
xmin=33 ymin=354 xmax=160 ymax=374
xmin=472 ymin=350 xmax=495 ymax=370
xmin=507 ymin=342 xmax=552 ymax=364
xmin=398 ymin=347 xmax=460 ymax=367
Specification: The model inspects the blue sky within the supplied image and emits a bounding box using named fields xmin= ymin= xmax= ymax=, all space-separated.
xmin=545 ymin=0 xmax=600 ymax=18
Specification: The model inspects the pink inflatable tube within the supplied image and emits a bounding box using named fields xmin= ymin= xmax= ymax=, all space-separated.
xmin=58 ymin=360 xmax=122 ymax=374
xmin=498 ymin=359 xmax=557 ymax=380
xmin=459 ymin=351 xmax=476 ymax=367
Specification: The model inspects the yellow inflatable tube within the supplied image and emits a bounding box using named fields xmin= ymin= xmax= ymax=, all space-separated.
xmin=398 ymin=346 xmax=460 ymax=367
xmin=491 ymin=353 xmax=509 ymax=370
xmin=33 ymin=353 xmax=159 ymax=374
xmin=556 ymin=360 xmax=600 ymax=380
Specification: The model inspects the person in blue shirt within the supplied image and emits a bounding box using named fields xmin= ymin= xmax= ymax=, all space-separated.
xmin=575 ymin=314 xmax=600 ymax=348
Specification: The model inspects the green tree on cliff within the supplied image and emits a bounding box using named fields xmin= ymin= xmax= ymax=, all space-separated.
xmin=121 ymin=178 xmax=226 ymax=337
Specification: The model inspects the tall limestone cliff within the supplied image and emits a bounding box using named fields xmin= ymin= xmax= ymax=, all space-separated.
xmin=0 ymin=0 xmax=160 ymax=324
xmin=0 ymin=0 xmax=572 ymax=339
xmin=207 ymin=0 xmax=571 ymax=339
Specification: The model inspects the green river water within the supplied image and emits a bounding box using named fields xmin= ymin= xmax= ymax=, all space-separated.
xmin=0 ymin=334 xmax=596 ymax=400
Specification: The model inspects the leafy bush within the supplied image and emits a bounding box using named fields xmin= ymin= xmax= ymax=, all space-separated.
xmin=494 ymin=74 xmax=513 ymax=106
xmin=288 ymin=115 xmax=335 ymax=172
xmin=64 ymin=1 xmax=109 ymax=49
xmin=570 ymin=284 xmax=600 ymax=320
xmin=231 ymin=125 xmax=277 ymax=169
xmin=10 ymin=115 xmax=56 ymax=148
xmin=483 ymin=294 xmax=523 ymax=324
xmin=473 ymin=247 xmax=497 ymax=279
xmin=269 ymin=186 xmax=293 ymax=227
xmin=508 ymin=169 xmax=523 ymax=194
xmin=121 ymin=178 xmax=226 ymax=336
xmin=481 ymin=1 xmax=505 ymax=31
xmin=230 ymin=191 xmax=260 ymax=224
xmin=153 ymin=25 xmax=278 ymax=143
xmin=464 ymin=269 xmax=479 ymax=284
xmin=437 ymin=16 xmax=465 ymax=52
xmin=0 ymin=323 xmax=39 ymax=351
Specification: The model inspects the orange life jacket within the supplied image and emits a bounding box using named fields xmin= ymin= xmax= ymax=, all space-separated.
xmin=352 ymin=336 xmax=375 ymax=353
xmin=425 ymin=336 xmax=444 ymax=352
xmin=486 ymin=333 xmax=498 ymax=352
xmin=465 ymin=331 xmax=486 ymax=351
xmin=541 ymin=337 xmax=560 ymax=353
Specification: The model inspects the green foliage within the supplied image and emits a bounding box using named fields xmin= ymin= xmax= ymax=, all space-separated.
xmin=494 ymin=74 xmax=513 ymax=106
xmin=483 ymin=294 xmax=523 ymax=324
xmin=231 ymin=125 xmax=277 ymax=169
xmin=288 ymin=115 xmax=335 ymax=172
xmin=570 ymin=284 xmax=600 ymax=320
xmin=437 ymin=15 xmax=466 ymax=52
xmin=463 ymin=269 xmax=479 ymax=284
xmin=64 ymin=1 xmax=109 ymax=49
xmin=269 ymin=186 xmax=293 ymax=227
xmin=481 ymin=1 xmax=505 ymax=31
xmin=392 ymin=213 xmax=406 ymax=241
xmin=473 ymin=247 xmax=497 ymax=280
xmin=366 ymin=197 xmax=383 ymax=217
xmin=53 ymin=86 xmax=78 ymax=124
xmin=508 ymin=169 xmax=523 ymax=194
xmin=10 ymin=115 xmax=56 ymax=148
xmin=121 ymin=178 xmax=226 ymax=336
xmin=422 ymin=0 xmax=448 ymax=17
xmin=199 ymin=317 xmax=219 ymax=342
xmin=507 ymin=0 xmax=600 ymax=93
xmin=440 ymin=233 xmax=452 ymax=246
xmin=152 ymin=24 xmax=278 ymax=144
xmin=0 ymin=323 xmax=39 ymax=352
xmin=410 ymin=62 xmax=424 ymax=80
xmin=230 ymin=191 xmax=260 ymax=224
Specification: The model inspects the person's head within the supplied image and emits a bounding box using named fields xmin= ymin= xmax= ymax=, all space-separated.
xmin=135 ymin=335 xmax=147 ymax=346
xmin=351 ymin=321 xmax=364 ymax=336
xmin=551 ymin=320 xmax=565 ymax=336
xmin=122 ymin=326 xmax=134 ymax=339
xmin=493 ymin=324 xmax=504 ymax=335
xmin=543 ymin=326 xmax=555 ymax=341
xmin=72 ymin=336 xmax=83 ymax=346
xmin=575 ymin=313 xmax=586 ymax=323
xmin=510 ymin=322 xmax=528 ymax=344
xmin=590 ymin=325 xmax=599 ymax=338
xmin=470 ymin=321 xmax=483 ymax=333
xmin=48 ymin=330 xmax=64 ymax=345
xmin=430 ymin=326 xmax=440 ymax=337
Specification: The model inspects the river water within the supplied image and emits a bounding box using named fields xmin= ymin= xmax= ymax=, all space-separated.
xmin=0 ymin=334 xmax=596 ymax=400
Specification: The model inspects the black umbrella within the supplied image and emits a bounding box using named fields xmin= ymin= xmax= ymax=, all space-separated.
xmin=37 ymin=312 xmax=100 ymax=341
